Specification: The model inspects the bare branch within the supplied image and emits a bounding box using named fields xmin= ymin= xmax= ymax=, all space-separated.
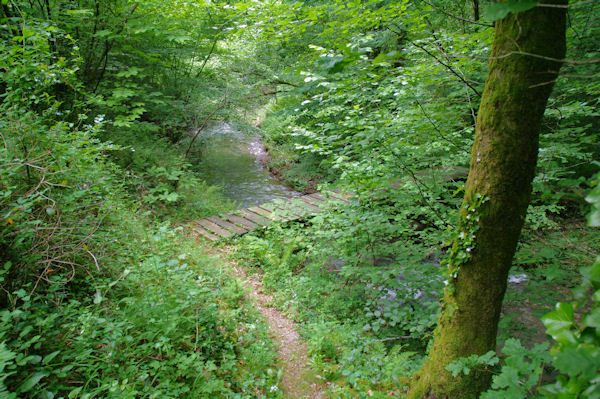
xmin=409 ymin=40 xmax=482 ymax=97
xmin=86 ymin=250 xmax=100 ymax=271
xmin=537 ymin=1 xmax=596 ymax=8
xmin=375 ymin=336 xmax=412 ymax=342
xmin=184 ymin=92 xmax=229 ymax=159
xmin=451 ymin=51 xmax=600 ymax=65
xmin=494 ymin=51 xmax=600 ymax=65
xmin=419 ymin=0 xmax=492 ymax=27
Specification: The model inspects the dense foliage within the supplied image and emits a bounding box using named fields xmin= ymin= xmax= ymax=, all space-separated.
xmin=244 ymin=0 xmax=599 ymax=396
xmin=0 ymin=0 xmax=279 ymax=396
xmin=1 ymin=0 xmax=599 ymax=397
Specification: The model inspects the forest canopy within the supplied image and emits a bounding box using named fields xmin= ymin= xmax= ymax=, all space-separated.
xmin=1 ymin=0 xmax=599 ymax=398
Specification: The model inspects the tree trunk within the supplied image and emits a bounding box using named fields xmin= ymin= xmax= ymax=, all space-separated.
xmin=408 ymin=2 xmax=567 ymax=398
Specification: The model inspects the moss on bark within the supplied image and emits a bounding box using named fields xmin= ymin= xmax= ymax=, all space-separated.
xmin=408 ymin=2 xmax=567 ymax=398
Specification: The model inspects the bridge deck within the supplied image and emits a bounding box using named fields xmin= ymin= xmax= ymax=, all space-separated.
xmin=189 ymin=165 xmax=469 ymax=241
xmin=190 ymin=191 xmax=350 ymax=241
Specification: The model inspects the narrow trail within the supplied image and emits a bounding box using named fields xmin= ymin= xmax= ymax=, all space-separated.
xmin=199 ymin=125 xmax=325 ymax=397
xmin=216 ymin=248 xmax=324 ymax=398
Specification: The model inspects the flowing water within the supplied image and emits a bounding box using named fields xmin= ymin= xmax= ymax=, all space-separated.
xmin=195 ymin=122 xmax=299 ymax=207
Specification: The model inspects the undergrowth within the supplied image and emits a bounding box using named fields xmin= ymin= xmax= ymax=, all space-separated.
xmin=0 ymin=15 xmax=277 ymax=397
xmin=0 ymin=108 xmax=279 ymax=396
xmin=234 ymin=195 xmax=598 ymax=397
xmin=1 ymin=220 xmax=279 ymax=398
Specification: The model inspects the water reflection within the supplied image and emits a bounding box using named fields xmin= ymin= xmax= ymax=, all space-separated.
xmin=195 ymin=123 xmax=299 ymax=207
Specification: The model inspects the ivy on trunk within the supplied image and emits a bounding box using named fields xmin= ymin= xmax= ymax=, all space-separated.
xmin=408 ymin=2 xmax=568 ymax=398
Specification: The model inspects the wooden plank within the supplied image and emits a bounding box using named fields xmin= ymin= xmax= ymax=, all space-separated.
xmin=197 ymin=219 xmax=234 ymax=238
xmin=313 ymin=191 xmax=347 ymax=203
xmin=237 ymin=209 xmax=270 ymax=226
xmin=192 ymin=226 xmax=219 ymax=242
xmin=248 ymin=206 xmax=282 ymax=221
xmin=259 ymin=203 xmax=275 ymax=211
xmin=330 ymin=189 xmax=354 ymax=200
xmin=191 ymin=189 xmax=358 ymax=242
xmin=296 ymin=197 xmax=323 ymax=212
xmin=300 ymin=195 xmax=326 ymax=207
xmin=304 ymin=193 xmax=325 ymax=203
xmin=207 ymin=216 xmax=247 ymax=234
xmin=286 ymin=198 xmax=313 ymax=212
xmin=259 ymin=204 xmax=300 ymax=221
xmin=325 ymin=191 xmax=350 ymax=203
xmin=293 ymin=201 xmax=315 ymax=215
xmin=222 ymin=213 xmax=258 ymax=230
xmin=289 ymin=200 xmax=318 ymax=216
xmin=278 ymin=202 xmax=309 ymax=218
xmin=307 ymin=193 xmax=329 ymax=203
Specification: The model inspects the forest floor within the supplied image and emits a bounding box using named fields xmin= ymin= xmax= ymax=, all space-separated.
xmin=213 ymin=247 xmax=324 ymax=398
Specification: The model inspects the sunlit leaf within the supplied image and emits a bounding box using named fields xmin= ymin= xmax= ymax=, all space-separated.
xmin=483 ymin=1 xmax=539 ymax=21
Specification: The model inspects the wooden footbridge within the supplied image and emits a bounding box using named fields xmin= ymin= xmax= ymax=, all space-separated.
xmin=190 ymin=191 xmax=351 ymax=241
xmin=189 ymin=166 xmax=469 ymax=241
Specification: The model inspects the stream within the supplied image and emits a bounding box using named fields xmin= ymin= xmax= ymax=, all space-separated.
xmin=195 ymin=122 xmax=300 ymax=208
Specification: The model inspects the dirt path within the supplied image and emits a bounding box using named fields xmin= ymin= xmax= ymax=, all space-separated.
xmin=210 ymin=247 xmax=323 ymax=398
xmin=231 ymin=262 xmax=324 ymax=398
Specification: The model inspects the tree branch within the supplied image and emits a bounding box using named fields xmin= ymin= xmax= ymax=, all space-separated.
xmin=92 ymin=2 xmax=139 ymax=93
xmin=409 ymin=39 xmax=482 ymax=97
xmin=195 ymin=35 xmax=219 ymax=78
xmin=419 ymin=0 xmax=492 ymax=27
xmin=184 ymin=93 xmax=229 ymax=159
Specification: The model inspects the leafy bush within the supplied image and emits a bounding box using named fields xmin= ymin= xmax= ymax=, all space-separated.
xmin=539 ymin=175 xmax=600 ymax=397
xmin=0 ymin=223 xmax=279 ymax=398
xmin=1 ymin=15 xmax=277 ymax=398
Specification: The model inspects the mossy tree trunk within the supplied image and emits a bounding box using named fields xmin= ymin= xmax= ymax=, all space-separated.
xmin=408 ymin=2 xmax=567 ymax=398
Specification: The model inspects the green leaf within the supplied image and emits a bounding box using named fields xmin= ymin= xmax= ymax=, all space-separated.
xmin=17 ymin=372 xmax=48 ymax=393
xmin=116 ymin=67 xmax=142 ymax=78
xmin=479 ymin=350 xmax=500 ymax=366
xmin=588 ymin=209 xmax=600 ymax=227
xmin=542 ymin=302 xmax=576 ymax=345
xmin=583 ymin=259 xmax=600 ymax=284
xmin=483 ymin=1 xmax=539 ymax=21
xmin=372 ymin=51 xmax=398 ymax=65
xmin=491 ymin=366 xmax=520 ymax=389
xmin=19 ymin=325 xmax=33 ymax=338
xmin=43 ymin=350 xmax=61 ymax=365
xmin=318 ymin=55 xmax=351 ymax=74
xmin=112 ymin=88 xmax=136 ymax=99
xmin=586 ymin=184 xmax=600 ymax=204
xmin=553 ymin=347 xmax=598 ymax=379
xmin=445 ymin=362 xmax=465 ymax=377
xmin=93 ymin=29 xmax=112 ymax=38
xmin=538 ymin=247 xmax=556 ymax=258
xmin=93 ymin=290 xmax=103 ymax=304
xmin=39 ymin=391 xmax=55 ymax=399
xmin=583 ymin=307 xmax=600 ymax=329
xmin=64 ymin=8 xmax=93 ymax=16
xmin=16 ymin=354 xmax=41 ymax=366
xmin=168 ymin=34 xmax=192 ymax=44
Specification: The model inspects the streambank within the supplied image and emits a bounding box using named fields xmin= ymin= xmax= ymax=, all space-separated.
xmin=255 ymin=135 xmax=331 ymax=195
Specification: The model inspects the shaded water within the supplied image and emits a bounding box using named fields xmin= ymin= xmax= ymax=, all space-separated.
xmin=195 ymin=123 xmax=299 ymax=208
